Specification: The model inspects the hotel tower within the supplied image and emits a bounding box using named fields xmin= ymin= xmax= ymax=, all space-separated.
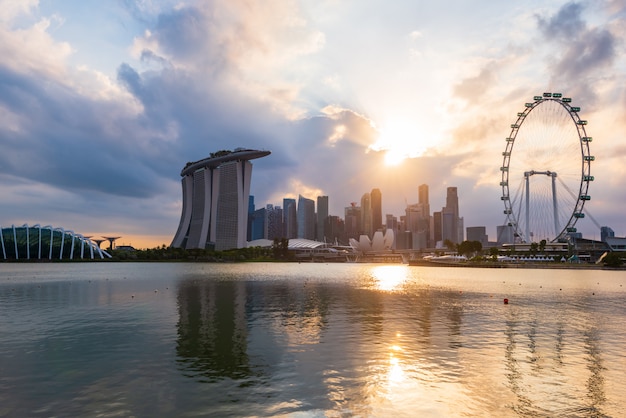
xmin=171 ymin=148 xmax=270 ymax=251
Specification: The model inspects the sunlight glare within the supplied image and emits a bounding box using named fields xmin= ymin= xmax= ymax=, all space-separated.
xmin=371 ymin=265 xmax=409 ymax=291
xmin=371 ymin=118 xmax=429 ymax=166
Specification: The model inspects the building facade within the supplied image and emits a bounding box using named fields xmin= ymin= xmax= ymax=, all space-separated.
xmin=370 ymin=188 xmax=382 ymax=233
xmin=316 ymin=196 xmax=329 ymax=242
xmin=171 ymin=148 xmax=270 ymax=251
xmin=283 ymin=198 xmax=297 ymax=239
xmin=297 ymin=195 xmax=316 ymax=240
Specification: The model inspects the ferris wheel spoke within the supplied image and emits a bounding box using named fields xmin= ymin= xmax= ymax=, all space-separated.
xmin=500 ymin=94 xmax=593 ymax=243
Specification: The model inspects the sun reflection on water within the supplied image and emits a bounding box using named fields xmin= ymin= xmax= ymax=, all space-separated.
xmin=388 ymin=343 xmax=405 ymax=383
xmin=370 ymin=265 xmax=410 ymax=291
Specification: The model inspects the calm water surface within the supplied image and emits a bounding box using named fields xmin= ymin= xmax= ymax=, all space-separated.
xmin=1 ymin=262 xmax=625 ymax=417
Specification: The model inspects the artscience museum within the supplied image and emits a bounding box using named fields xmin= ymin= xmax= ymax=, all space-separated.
xmin=0 ymin=224 xmax=111 ymax=260
xmin=349 ymin=229 xmax=395 ymax=252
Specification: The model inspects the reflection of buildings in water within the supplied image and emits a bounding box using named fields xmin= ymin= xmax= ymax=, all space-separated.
xmin=583 ymin=328 xmax=606 ymax=411
xmin=176 ymin=280 xmax=250 ymax=381
xmin=503 ymin=300 xmax=608 ymax=416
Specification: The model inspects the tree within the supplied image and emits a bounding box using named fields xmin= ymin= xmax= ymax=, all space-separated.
xmin=602 ymin=251 xmax=624 ymax=267
xmin=272 ymin=237 xmax=290 ymax=260
xmin=457 ymin=240 xmax=483 ymax=258
xmin=539 ymin=239 xmax=546 ymax=253
xmin=489 ymin=246 xmax=499 ymax=261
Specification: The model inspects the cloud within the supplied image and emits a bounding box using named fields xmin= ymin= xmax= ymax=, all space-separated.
xmin=536 ymin=2 xmax=616 ymax=93
xmin=452 ymin=66 xmax=496 ymax=102
xmin=2 ymin=0 xmax=626 ymax=246
xmin=536 ymin=2 xmax=585 ymax=41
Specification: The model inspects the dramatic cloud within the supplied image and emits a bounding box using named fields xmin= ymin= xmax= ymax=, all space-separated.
xmin=1 ymin=0 xmax=626 ymax=247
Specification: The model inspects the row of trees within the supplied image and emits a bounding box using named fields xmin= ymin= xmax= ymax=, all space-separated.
xmin=108 ymin=239 xmax=292 ymax=262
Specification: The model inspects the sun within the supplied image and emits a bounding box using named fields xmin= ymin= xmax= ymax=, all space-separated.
xmin=371 ymin=118 xmax=429 ymax=166
xmin=384 ymin=149 xmax=407 ymax=166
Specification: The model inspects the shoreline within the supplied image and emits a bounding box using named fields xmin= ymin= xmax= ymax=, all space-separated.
xmin=407 ymin=259 xmax=620 ymax=270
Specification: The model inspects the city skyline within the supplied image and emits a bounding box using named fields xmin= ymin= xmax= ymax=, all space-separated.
xmin=1 ymin=1 xmax=625 ymax=248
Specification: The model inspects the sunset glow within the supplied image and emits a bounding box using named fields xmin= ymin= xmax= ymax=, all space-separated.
xmin=0 ymin=0 xmax=624 ymax=247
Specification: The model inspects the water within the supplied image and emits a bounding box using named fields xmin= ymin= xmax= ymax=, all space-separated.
xmin=1 ymin=262 xmax=625 ymax=417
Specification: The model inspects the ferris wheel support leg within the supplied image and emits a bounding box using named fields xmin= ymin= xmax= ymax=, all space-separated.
xmin=551 ymin=173 xmax=560 ymax=238
xmin=525 ymin=173 xmax=530 ymax=242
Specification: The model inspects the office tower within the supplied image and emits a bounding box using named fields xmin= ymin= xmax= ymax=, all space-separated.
xmin=418 ymin=184 xmax=431 ymax=247
xmin=386 ymin=214 xmax=398 ymax=231
xmin=466 ymin=226 xmax=488 ymax=246
xmin=441 ymin=207 xmax=456 ymax=244
xmin=247 ymin=196 xmax=255 ymax=241
xmin=345 ymin=203 xmax=362 ymax=240
xmin=297 ymin=195 xmax=316 ymax=240
xmin=601 ymin=226 xmax=615 ymax=242
xmin=418 ymin=184 xmax=429 ymax=209
xmin=283 ymin=198 xmax=297 ymax=239
xmin=250 ymin=206 xmax=266 ymax=240
xmin=317 ymin=196 xmax=329 ymax=242
xmin=361 ymin=192 xmax=372 ymax=238
xmin=442 ymin=186 xmax=461 ymax=244
xmin=497 ymin=224 xmax=514 ymax=245
xmin=266 ymin=204 xmax=283 ymax=240
xmin=433 ymin=211 xmax=442 ymax=245
xmin=171 ymin=148 xmax=270 ymax=250
xmin=406 ymin=203 xmax=429 ymax=249
xmin=370 ymin=188 xmax=382 ymax=232
xmin=325 ymin=215 xmax=345 ymax=245
xmin=395 ymin=230 xmax=413 ymax=250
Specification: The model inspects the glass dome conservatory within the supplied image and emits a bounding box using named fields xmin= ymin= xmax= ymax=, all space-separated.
xmin=0 ymin=224 xmax=111 ymax=260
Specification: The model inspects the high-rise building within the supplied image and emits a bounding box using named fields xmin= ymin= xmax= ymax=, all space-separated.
xmin=345 ymin=203 xmax=362 ymax=240
xmin=418 ymin=184 xmax=431 ymax=247
xmin=406 ymin=203 xmax=430 ymax=249
xmin=497 ymin=224 xmax=514 ymax=245
xmin=325 ymin=215 xmax=345 ymax=245
xmin=283 ymin=198 xmax=297 ymax=239
xmin=370 ymin=188 xmax=382 ymax=233
xmin=171 ymin=148 xmax=270 ymax=250
xmin=247 ymin=195 xmax=255 ymax=241
xmin=266 ymin=204 xmax=283 ymax=240
xmin=361 ymin=192 xmax=372 ymax=238
xmin=466 ymin=226 xmax=488 ymax=246
xmin=443 ymin=186 xmax=462 ymax=244
xmin=297 ymin=195 xmax=316 ymax=240
xmin=250 ymin=206 xmax=266 ymax=241
xmin=433 ymin=211 xmax=442 ymax=245
xmin=601 ymin=226 xmax=615 ymax=242
xmin=316 ymin=196 xmax=329 ymax=242
xmin=441 ymin=207 xmax=456 ymax=244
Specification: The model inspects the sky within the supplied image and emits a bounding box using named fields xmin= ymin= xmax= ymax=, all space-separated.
xmin=1 ymin=0 xmax=625 ymax=249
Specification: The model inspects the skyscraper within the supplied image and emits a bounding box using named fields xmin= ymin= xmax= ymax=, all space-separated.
xmin=266 ymin=204 xmax=283 ymax=240
xmin=297 ymin=195 xmax=316 ymax=240
xmin=370 ymin=188 xmax=382 ymax=233
xmin=601 ymin=226 xmax=615 ymax=243
xmin=345 ymin=203 xmax=361 ymax=240
xmin=466 ymin=226 xmax=488 ymax=246
xmin=433 ymin=211 xmax=442 ymax=245
xmin=418 ymin=184 xmax=431 ymax=247
xmin=444 ymin=186 xmax=462 ymax=244
xmin=171 ymin=148 xmax=270 ymax=250
xmin=361 ymin=192 xmax=372 ymax=238
xmin=316 ymin=195 xmax=329 ymax=242
xmin=283 ymin=198 xmax=297 ymax=239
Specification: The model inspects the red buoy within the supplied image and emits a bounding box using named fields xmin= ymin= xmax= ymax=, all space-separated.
xmin=503 ymin=298 xmax=509 ymax=304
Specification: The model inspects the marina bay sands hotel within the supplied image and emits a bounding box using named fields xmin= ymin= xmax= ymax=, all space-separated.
xmin=170 ymin=148 xmax=270 ymax=251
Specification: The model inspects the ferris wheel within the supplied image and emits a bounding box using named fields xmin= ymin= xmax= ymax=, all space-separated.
xmin=500 ymin=93 xmax=594 ymax=243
